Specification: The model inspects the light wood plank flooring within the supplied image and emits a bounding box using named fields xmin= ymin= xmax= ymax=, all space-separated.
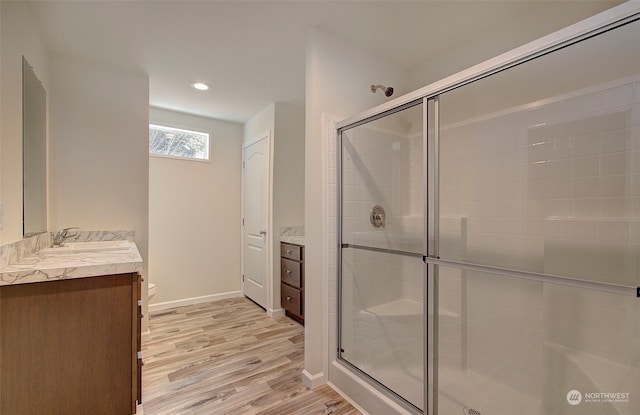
xmin=142 ymin=297 xmax=361 ymax=415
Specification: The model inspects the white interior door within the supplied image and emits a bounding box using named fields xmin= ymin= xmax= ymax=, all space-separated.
xmin=242 ymin=135 xmax=270 ymax=309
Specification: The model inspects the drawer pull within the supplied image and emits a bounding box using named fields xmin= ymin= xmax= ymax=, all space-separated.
xmin=286 ymin=249 xmax=292 ymax=254
xmin=286 ymin=270 xmax=292 ymax=274
xmin=286 ymin=296 xmax=292 ymax=301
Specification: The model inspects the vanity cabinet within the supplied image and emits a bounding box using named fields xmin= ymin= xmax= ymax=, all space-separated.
xmin=280 ymin=242 xmax=304 ymax=324
xmin=0 ymin=272 xmax=142 ymax=415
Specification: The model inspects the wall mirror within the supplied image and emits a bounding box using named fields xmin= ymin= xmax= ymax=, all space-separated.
xmin=22 ymin=56 xmax=47 ymax=237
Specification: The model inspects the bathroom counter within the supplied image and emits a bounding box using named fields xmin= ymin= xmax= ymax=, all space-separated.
xmin=280 ymin=226 xmax=305 ymax=246
xmin=0 ymin=241 xmax=142 ymax=286
xmin=280 ymin=235 xmax=305 ymax=245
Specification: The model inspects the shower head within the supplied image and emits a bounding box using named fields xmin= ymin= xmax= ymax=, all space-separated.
xmin=371 ymin=84 xmax=394 ymax=97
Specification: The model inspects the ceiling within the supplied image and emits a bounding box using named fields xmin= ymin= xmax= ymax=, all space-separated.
xmin=27 ymin=0 xmax=623 ymax=124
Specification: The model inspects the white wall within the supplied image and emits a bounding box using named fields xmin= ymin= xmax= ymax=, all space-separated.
xmin=243 ymin=102 xmax=305 ymax=314
xmin=50 ymin=55 xmax=149 ymax=327
xmin=244 ymin=103 xmax=275 ymax=145
xmin=273 ymin=103 xmax=305 ymax=233
xmin=272 ymin=102 xmax=305 ymax=311
xmin=149 ymin=107 xmax=243 ymax=306
xmin=0 ymin=1 xmax=50 ymax=244
xmin=304 ymin=27 xmax=411 ymax=394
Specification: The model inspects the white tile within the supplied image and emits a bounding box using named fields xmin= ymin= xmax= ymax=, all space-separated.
xmin=525 ymin=218 xmax=546 ymax=237
xmin=544 ymin=219 xmax=568 ymax=239
xmin=546 ymin=198 xmax=572 ymax=217
xmin=600 ymin=175 xmax=627 ymax=197
xmin=572 ymin=156 xmax=599 ymax=177
xmin=573 ymin=176 xmax=600 ymax=198
xmin=572 ymin=198 xmax=600 ymax=217
xmin=552 ymin=137 xmax=573 ymax=159
xmin=600 ymin=129 xmax=629 ymax=154
xmin=596 ymin=220 xmax=629 ymax=242
xmin=571 ymin=135 xmax=600 ymax=157
xmin=527 ymin=161 xmax=547 ymax=180
xmin=546 ymin=159 xmax=571 ymax=179
xmin=526 ymin=198 xmax=546 ymax=217
xmin=600 ymin=152 xmax=628 ymax=176
xmin=600 ymin=197 xmax=627 ymax=218
xmin=546 ymin=178 xmax=572 ymax=198
xmin=527 ymin=142 xmax=553 ymax=163
xmin=566 ymin=220 xmax=597 ymax=240
xmin=527 ymin=180 xmax=547 ymax=199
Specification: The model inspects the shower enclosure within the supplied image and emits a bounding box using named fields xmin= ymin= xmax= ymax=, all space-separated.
xmin=336 ymin=7 xmax=640 ymax=415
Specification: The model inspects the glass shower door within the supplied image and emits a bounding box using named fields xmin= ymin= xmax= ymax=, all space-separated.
xmin=338 ymin=102 xmax=425 ymax=412
xmin=430 ymin=16 xmax=640 ymax=415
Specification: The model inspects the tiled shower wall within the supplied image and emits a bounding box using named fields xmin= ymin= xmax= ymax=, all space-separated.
xmin=342 ymin=127 xmax=416 ymax=237
xmin=436 ymin=78 xmax=640 ymax=414
xmin=440 ymin=79 xmax=640 ymax=275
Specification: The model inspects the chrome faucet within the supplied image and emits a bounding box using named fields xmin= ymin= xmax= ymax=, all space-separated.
xmin=52 ymin=227 xmax=80 ymax=247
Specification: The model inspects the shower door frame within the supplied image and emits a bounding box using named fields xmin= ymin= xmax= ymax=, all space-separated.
xmin=336 ymin=98 xmax=426 ymax=414
xmin=334 ymin=3 xmax=640 ymax=415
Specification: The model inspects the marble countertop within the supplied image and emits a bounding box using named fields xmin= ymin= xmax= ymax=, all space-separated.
xmin=0 ymin=241 xmax=142 ymax=286
xmin=280 ymin=226 xmax=304 ymax=246
xmin=280 ymin=235 xmax=305 ymax=245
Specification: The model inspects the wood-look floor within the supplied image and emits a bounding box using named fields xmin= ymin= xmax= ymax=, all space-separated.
xmin=142 ymin=297 xmax=361 ymax=415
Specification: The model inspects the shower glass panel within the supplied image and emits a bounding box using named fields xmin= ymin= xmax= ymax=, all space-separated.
xmin=434 ymin=17 xmax=640 ymax=415
xmin=438 ymin=18 xmax=640 ymax=283
xmin=434 ymin=265 xmax=640 ymax=415
xmin=339 ymin=102 xmax=424 ymax=411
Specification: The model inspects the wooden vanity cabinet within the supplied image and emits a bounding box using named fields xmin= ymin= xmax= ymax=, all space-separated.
xmin=280 ymin=242 xmax=304 ymax=324
xmin=0 ymin=272 xmax=142 ymax=415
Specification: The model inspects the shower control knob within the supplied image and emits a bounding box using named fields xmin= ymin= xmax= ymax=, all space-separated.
xmin=369 ymin=205 xmax=386 ymax=228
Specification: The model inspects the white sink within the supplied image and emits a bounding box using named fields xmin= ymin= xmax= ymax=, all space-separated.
xmin=40 ymin=240 xmax=130 ymax=255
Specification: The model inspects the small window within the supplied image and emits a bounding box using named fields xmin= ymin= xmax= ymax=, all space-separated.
xmin=149 ymin=124 xmax=210 ymax=161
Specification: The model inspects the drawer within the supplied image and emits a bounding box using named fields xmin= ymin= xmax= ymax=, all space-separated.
xmin=281 ymin=258 xmax=301 ymax=288
xmin=281 ymin=283 xmax=302 ymax=316
xmin=281 ymin=243 xmax=303 ymax=261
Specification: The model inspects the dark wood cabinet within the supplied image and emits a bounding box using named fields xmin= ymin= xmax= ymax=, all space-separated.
xmin=0 ymin=273 xmax=142 ymax=414
xmin=280 ymin=242 xmax=304 ymax=324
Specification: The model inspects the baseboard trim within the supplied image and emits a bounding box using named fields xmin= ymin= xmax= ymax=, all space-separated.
xmin=268 ymin=307 xmax=285 ymax=317
xmin=301 ymin=369 xmax=326 ymax=389
xmin=148 ymin=291 xmax=243 ymax=312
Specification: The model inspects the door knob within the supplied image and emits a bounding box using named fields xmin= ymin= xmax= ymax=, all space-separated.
xmin=259 ymin=229 xmax=267 ymax=235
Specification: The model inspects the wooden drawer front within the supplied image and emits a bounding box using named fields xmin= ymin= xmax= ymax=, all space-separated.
xmin=281 ymin=243 xmax=302 ymax=261
xmin=281 ymin=258 xmax=301 ymax=288
xmin=281 ymin=284 xmax=302 ymax=316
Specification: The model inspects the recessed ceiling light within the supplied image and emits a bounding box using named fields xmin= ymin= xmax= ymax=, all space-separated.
xmin=191 ymin=82 xmax=211 ymax=91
